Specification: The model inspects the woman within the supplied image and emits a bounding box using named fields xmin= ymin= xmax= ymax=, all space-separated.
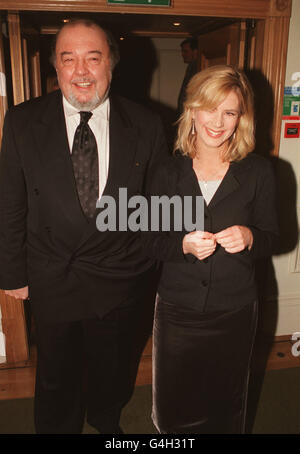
xmin=145 ymin=65 xmax=278 ymax=434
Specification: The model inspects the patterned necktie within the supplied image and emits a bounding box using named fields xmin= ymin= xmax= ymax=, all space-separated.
xmin=71 ymin=111 xmax=99 ymax=219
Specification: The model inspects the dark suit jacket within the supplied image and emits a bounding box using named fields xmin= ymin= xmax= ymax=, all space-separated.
xmin=0 ymin=90 xmax=167 ymax=322
xmin=143 ymin=152 xmax=278 ymax=313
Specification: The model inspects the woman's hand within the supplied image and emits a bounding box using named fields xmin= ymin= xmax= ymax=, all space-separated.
xmin=214 ymin=226 xmax=253 ymax=253
xmin=183 ymin=231 xmax=216 ymax=260
xmin=4 ymin=286 xmax=29 ymax=300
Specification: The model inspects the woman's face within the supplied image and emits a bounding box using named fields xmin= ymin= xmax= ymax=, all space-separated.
xmin=193 ymin=90 xmax=240 ymax=154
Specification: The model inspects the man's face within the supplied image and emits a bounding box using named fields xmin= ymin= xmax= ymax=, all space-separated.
xmin=181 ymin=43 xmax=196 ymax=64
xmin=55 ymin=24 xmax=112 ymax=110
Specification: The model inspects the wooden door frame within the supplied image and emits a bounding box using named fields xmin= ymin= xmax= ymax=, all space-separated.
xmin=0 ymin=0 xmax=292 ymax=156
xmin=0 ymin=0 xmax=292 ymax=367
xmin=0 ymin=18 xmax=8 ymax=145
xmin=0 ymin=0 xmax=291 ymax=19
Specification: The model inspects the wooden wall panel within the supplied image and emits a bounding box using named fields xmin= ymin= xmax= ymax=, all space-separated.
xmin=1 ymin=14 xmax=28 ymax=366
xmin=198 ymin=22 xmax=243 ymax=70
xmin=0 ymin=19 xmax=8 ymax=144
xmin=0 ymin=292 xmax=29 ymax=365
xmin=262 ymin=15 xmax=290 ymax=155
xmin=0 ymin=0 xmax=289 ymax=19
xmin=8 ymin=13 xmax=25 ymax=105
xmin=30 ymin=50 xmax=42 ymax=98
xmin=22 ymin=38 xmax=31 ymax=101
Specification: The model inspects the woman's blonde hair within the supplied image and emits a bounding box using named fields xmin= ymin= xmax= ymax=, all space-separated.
xmin=175 ymin=65 xmax=255 ymax=161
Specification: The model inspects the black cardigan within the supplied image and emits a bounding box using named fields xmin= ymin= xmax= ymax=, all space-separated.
xmin=144 ymin=152 xmax=278 ymax=313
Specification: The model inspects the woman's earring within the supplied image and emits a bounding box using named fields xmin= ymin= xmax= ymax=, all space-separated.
xmin=191 ymin=119 xmax=196 ymax=136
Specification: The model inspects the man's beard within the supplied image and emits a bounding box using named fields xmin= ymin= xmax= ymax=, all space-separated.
xmin=67 ymin=87 xmax=110 ymax=111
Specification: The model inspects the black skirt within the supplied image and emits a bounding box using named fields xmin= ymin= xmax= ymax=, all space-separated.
xmin=152 ymin=297 xmax=258 ymax=434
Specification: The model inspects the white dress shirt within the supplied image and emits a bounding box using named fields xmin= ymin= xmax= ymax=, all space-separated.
xmin=63 ymin=96 xmax=110 ymax=199
xmin=198 ymin=179 xmax=222 ymax=205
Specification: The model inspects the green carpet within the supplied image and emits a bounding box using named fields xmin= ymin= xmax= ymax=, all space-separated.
xmin=0 ymin=368 xmax=299 ymax=434
xmin=251 ymin=368 xmax=300 ymax=434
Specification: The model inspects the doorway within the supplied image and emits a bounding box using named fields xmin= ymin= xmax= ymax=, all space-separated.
xmin=0 ymin=1 xmax=291 ymax=371
xmin=0 ymin=11 xmax=258 ymax=147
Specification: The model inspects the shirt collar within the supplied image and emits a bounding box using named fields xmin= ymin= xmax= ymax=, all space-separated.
xmin=63 ymin=95 xmax=110 ymax=121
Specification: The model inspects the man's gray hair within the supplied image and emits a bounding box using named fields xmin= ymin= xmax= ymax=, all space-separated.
xmin=50 ymin=19 xmax=120 ymax=70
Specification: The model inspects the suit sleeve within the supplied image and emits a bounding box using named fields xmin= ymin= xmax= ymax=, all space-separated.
xmin=143 ymin=157 xmax=188 ymax=263
xmin=248 ymin=158 xmax=279 ymax=260
xmin=0 ymin=110 xmax=28 ymax=289
xmin=143 ymin=114 xmax=169 ymax=193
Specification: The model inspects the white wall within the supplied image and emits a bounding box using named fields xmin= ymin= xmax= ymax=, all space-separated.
xmin=149 ymin=37 xmax=186 ymax=109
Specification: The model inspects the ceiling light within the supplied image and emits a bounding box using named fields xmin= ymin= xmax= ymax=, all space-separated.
xmin=173 ymin=22 xmax=181 ymax=27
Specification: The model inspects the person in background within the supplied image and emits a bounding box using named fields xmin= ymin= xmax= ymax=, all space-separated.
xmin=145 ymin=65 xmax=278 ymax=434
xmin=0 ymin=19 xmax=167 ymax=434
xmin=177 ymin=37 xmax=198 ymax=117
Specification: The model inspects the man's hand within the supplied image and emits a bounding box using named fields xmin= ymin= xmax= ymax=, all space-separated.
xmin=4 ymin=286 xmax=29 ymax=300
xmin=183 ymin=231 xmax=216 ymax=261
xmin=214 ymin=226 xmax=253 ymax=253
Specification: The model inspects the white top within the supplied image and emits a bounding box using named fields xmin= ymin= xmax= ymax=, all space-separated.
xmin=198 ymin=179 xmax=222 ymax=205
xmin=63 ymin=96 xmax=110 ymax=199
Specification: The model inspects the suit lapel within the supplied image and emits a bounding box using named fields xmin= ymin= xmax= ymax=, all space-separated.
xmin=174 ymin=156 xmax=212 ymax=226
xmin=102 ymin=96 xmax=138 ymax=199
xmin=74 ymin=96 xmax=139 ymax=250
xmin=175 ymin=155 xmax=242 ymax=216
xmin=208 ymin=158 xmax=253 ymax=209
xmin=32 ymin=91 xmax=88 ymax=232
xmin=208 ymin=166 xmax=240 ymax=209
xmin=176 ymin=155 xmax=201 ymax=197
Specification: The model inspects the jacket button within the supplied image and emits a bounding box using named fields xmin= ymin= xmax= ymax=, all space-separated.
xmin=34 ymin=188 xmax=39 ymax=195
xmin=201 ymin=280 xmax=208 ymax=287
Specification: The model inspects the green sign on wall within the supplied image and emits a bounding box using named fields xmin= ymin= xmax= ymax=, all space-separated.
xmin=283 ymin=87 xmax=300 ymax=116
xmin=107 ymin=0 xmax=171 ymax=6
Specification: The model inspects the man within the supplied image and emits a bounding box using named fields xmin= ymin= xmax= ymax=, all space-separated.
xmin=177 ymin=38 xmax=199 ymax=117
xmin=0 ymin=19 xmax=167 ymax=434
